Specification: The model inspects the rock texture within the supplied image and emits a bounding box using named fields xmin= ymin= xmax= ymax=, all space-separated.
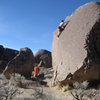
xmin=0 ymin=45 xmax=18 ymax=72
xmin=3 ymin=47 xmax=35 ymax=79
xmin=52 ymin=2 xmax=100 ymax=83
xmin=35 ymin=49 xmax=52 ymax=68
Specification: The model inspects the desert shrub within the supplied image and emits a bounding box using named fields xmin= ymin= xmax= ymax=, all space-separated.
xmin=70 ymin=88 xmax=97 ymax=100
xmin=62 ymin=84 xmax=72 ymax=92
xmin=56 ymin=81 xmax=72 ymax=92
xmin=73 ymin=81 xmax=89 ymax=89
xmin=71 ymin=81 xmax=91 ymax=100
xmin=56 ymin=81 xmax=63 ymax=90
xmin=9 ymin=73 xmax=25 ymax=88
xmin=0 ymin=75 xmax=18 ymax=100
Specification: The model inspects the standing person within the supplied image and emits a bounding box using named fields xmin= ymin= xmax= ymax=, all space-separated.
xmin=33 ymin=60 xmax=42 ymax=80
xmin=34 ymin=63 xmax=39 ymax=79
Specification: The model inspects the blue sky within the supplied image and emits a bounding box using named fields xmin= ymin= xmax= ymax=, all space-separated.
xmin=0 ymin=0 xmax=99 ymax=54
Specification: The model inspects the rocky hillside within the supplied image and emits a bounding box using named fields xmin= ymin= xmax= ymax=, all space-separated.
xmin=52 ymin=2 xmax=100 ymax=84
xmin=0 ymin=45 xmax=52 ymax=79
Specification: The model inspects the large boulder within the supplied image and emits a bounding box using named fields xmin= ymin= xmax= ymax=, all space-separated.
xmin=52 ymin=2 xmax=100 ymax=83
xmin=3 ymin=47 xmax=35 ymax=79
xmin=0 ymin=45 xmax=18 ymax=72
xmin=35 ymin=49 xmax=52 ymax=68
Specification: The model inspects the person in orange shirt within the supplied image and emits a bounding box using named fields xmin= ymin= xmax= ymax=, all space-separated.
xmin=34 ymin=64 xmax=39 ymax=78
xmin=33 ymin=60 xmax=42 ymax=79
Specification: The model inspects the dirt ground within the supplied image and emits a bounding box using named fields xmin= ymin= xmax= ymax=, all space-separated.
xmin=0 ymin=67 xmax=100 ymax=100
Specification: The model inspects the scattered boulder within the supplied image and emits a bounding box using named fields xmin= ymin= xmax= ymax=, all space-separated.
xmin=3 ymin=47 xmax=35 ymax=79
xmin=0 ymin=45 xmax=4 ymax=57
xmin=0 ymin=60 xmax=8 ymax=73
xmin=0 ymin=45 xmax=18 ymax=73
xmin=35 ymin=49 xmax=52 ymax=68
xmin=52 ymin=2 xmax=100 ymax=83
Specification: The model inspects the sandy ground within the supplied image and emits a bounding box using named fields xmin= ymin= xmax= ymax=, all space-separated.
xmin=0 ymin=67 xmax=100 ymax=100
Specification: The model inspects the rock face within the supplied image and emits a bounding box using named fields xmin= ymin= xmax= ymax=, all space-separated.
xmin=3 ymin=47 xmax=35 ymax=79
xmin=52 ymin=2 xmax=100 ymax=83
xmin=35 ymin=49 xmax=52 ymax=68
xmin=0 ymin=45 xmax=18 ymax=72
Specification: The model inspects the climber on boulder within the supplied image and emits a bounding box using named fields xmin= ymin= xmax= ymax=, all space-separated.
xmin=57 ymin=20 xmax=67 ymax=38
